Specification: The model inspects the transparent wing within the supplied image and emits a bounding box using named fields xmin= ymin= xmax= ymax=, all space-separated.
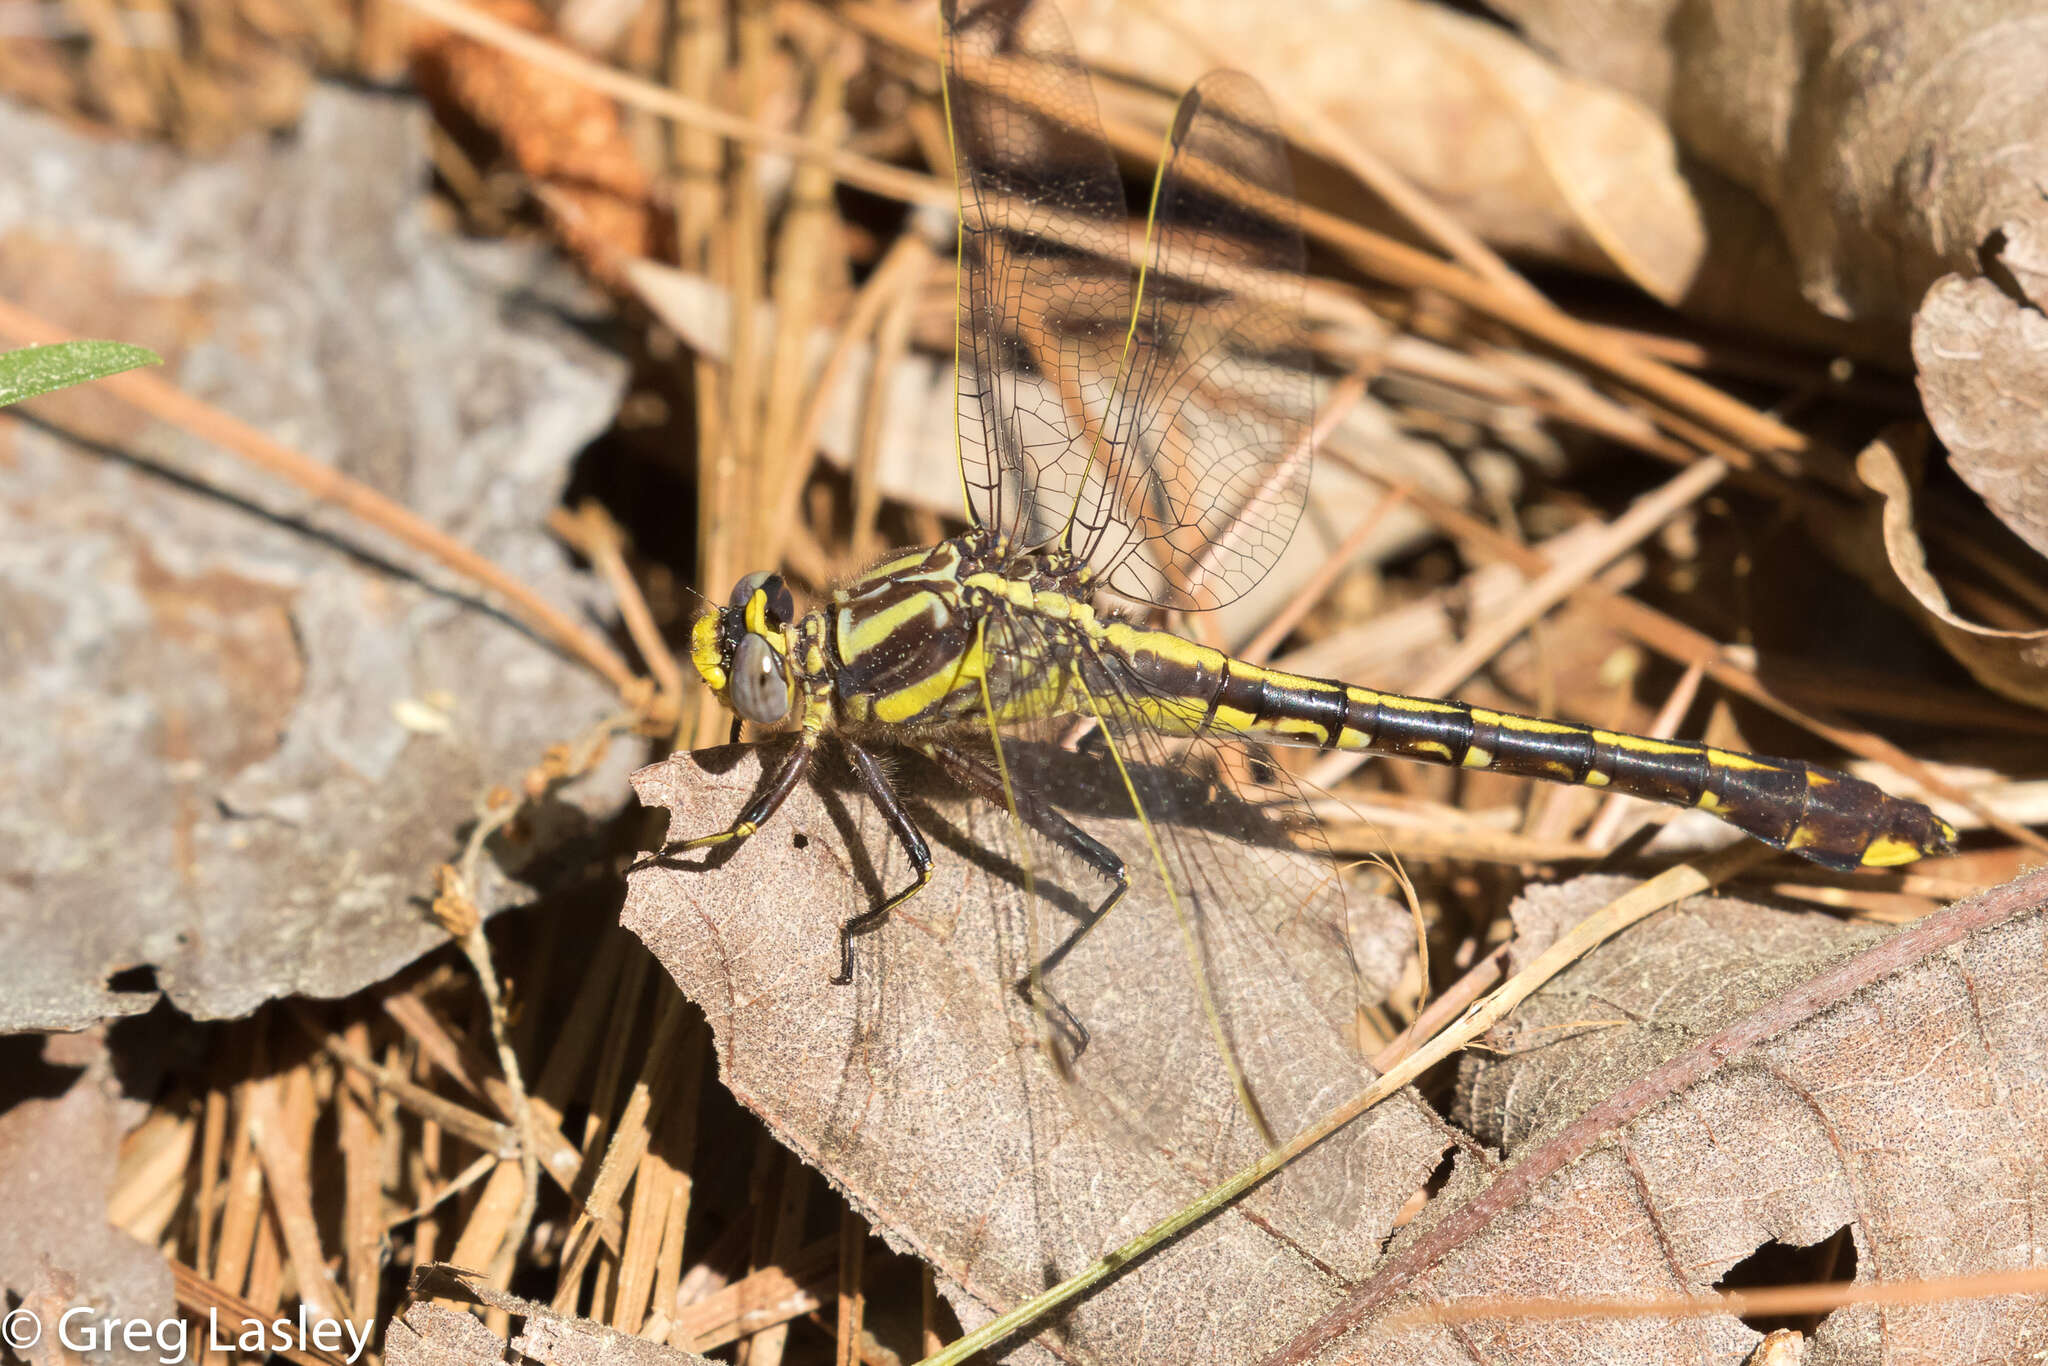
xmin=942 ymin=2 xmax=1313 ymax=608
xmin=941 ymin=0 xmax=1132 ymax=553
xmin=1097 ymin=74 xmax=1313 ymax=611
xmin=964 ymin=607 xmax=1418 ymax=1250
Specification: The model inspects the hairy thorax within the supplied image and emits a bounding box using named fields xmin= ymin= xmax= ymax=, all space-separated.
xmin=823 ymin=532 xmax=1098 ymax=732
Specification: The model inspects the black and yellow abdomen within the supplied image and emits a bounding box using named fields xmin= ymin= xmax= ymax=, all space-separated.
xmin=1099 ymin=624 xmax=1957 ymax=872
xmin=797 ymin=538 xmax=1953 ymax=873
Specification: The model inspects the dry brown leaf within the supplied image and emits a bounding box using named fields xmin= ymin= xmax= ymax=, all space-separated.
xmin=0 ymin=90 xmax=630 ymax=1031
xmin=625 ymin=749 xmax=1450 ymax=1364
xmin=1276 ymin=869 xmax=2048 ymax=1363
xmin=1502 ymin=0 xmax=2048 ymax=326
xmin=1065 ymin=0 xmax=1705 ymax=303
xmin=630 ymin=744 xmax=2048 ymax=1363
xmin=389 ymin=1270 xmax=719 ymax=1366
xmin=1853 ymin=430 xmax=2048 ymax=708
xmin=0 ymin=1033 xmax=174 ymax=1366
xmin=386 ymin=1302 xmax=511 ymax=1366
xmin=1912 ymin=231 xmax=2048 ymax=561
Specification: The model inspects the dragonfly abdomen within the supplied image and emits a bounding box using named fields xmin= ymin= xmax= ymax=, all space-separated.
xmin=1102 ymin=626 xmax=1956 ymax=870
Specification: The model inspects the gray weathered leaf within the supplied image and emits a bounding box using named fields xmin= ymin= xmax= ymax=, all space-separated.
xmin=0 ymin=88 xmax=630 ymax=1032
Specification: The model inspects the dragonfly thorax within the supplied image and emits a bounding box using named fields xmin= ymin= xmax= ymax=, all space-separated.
xmin=824 ymin=532 xmax=1097 ymax=731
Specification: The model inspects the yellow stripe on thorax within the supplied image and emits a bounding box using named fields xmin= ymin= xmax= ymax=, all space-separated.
xmin=836 ymin=589 xmax=951 ymax=664
xmin=870 ymin=637 xmax=985 ymax=724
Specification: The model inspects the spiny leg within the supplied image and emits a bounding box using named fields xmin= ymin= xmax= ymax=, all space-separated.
xmin=836 ymin=740 xmax=934 ymax=986
xmin=672 ymin=736 xmax=813 ymax=853
xmin=925 ymin=742 xmax=1128 ymax=1058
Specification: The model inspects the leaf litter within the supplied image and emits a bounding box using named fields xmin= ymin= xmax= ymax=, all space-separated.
xmin=1447 ymin=873 xmax=2048 ymax=1362
xmin=630 ymin=749 xmax=2048 ymax=1363
xmin=626 ymin=748 xmax=1454 ymax=1363
xmin=5 ymin=0 xmax=2048 ymax=1363
xmin=0 ymin=88 xmax=630 ymax=1032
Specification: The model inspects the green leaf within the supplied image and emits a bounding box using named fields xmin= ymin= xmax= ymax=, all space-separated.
xmin=0 ymin=340 xmax=162 ymax=408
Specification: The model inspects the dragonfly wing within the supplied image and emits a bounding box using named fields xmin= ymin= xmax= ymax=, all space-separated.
xmin=941 ymin=0 xmax=1132 ymax=553
xmin=967 ymin=608 xmax=1429 ymax=1255
xmin=1098 ymin=72 xmax=1314 ymax=611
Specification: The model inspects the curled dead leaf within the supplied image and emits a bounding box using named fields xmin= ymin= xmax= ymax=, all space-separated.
xmin=1065 ymin=0 xmax=1705 ymax=303
xmin=1856 ymin=429 xmax=2048 ymax=708
xmin=1912 ymin=243 xmax=2048 ymax=562
xmin=1504 ymin=0 xmax=2048 ymax=326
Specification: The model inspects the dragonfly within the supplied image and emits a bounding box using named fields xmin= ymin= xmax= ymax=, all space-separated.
xmin=677 ymin=0 xmax=1956 ymax=1064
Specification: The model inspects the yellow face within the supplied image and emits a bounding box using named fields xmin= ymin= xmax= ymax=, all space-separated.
xmin=694 ymin=572 xmax=796 ymax=727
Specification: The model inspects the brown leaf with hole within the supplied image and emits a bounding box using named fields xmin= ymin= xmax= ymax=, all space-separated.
xmin=1912 ymin=234 xmax=2048 ymax=562
xmin=1501 ymin=0 xmax=2048 ymax=326
xmin=1855 ymin=429 xmax=2048 ymax=709
xmin=1274 ymin=870 xmax=2048 ymax=1363
xmin=625 ymin=748 xmax=1449 ymax=1364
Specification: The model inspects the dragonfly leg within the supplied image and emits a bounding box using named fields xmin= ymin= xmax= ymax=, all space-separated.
xmin=836 ymin=740 xmax=934 ymax=985
xmin=674 ymin=737 xmax=813 ymax=852
xmin=925 ymin=743 xmax=1129 ymax=1059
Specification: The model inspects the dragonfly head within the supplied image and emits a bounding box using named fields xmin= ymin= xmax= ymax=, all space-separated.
xmin=692 ymin=570 xmax=798 ymax=727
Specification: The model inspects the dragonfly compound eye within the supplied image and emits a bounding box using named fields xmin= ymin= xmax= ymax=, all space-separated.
xmin=730 ymin=633 xmax=790 ymax=725
xmin=729 ymin=571 xmax=795 ymax=627
xmin=729 ymin=570 xmax=775 ymax=610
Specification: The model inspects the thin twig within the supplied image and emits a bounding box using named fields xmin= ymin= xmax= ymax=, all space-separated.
xmin=551 ymin=500 xmax=688 ymax=707
xmin=169 ymin=1262 xmax=348 ymax=1366
xmin=314 ymin=1023 xmax=519 ymax=1157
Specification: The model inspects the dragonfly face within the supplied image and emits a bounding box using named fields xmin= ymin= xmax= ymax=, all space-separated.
xmin=691 ymin=570 xmax=801 ymax=729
